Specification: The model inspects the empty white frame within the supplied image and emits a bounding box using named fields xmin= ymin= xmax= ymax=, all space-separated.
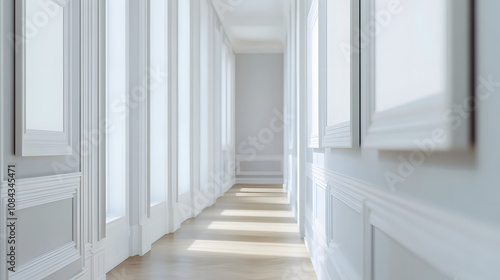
xmin=307 ymin=0 xmax=320 ymax=148
xmin=319 ymin=0 xmax=360 ymax=148
xmin=15 ymin=0 xmax=72 ymax=156
xmin=362 ymin=0 xmax=472 ymax=150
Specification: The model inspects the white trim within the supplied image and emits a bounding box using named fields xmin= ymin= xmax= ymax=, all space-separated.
xmin=312 ymin=179 xmax=327 ymax=244
xmin=231 ymin=43 xmax=284 ymax=54
xmin=97 ymin=0 xmax=107 ymax=243
xmin=81 ymin=0 xmax=106 ymax=278
xmin=1 ymin=173 xmax=82 ymax=280
xmin=296 ymin=0 xmax=308 ymax=238
xmin=10 ymin=242 xmax=80 ymax=280
xmin=128 ymin=0 xmax=151 ymax=256
xmin=168 ymin=0 xmax=179 ymax=231
xmin=0 ymin=0 xmax=6 ymax=181
xmin=0 ymin=2 xmax=6 ymax=277
xmin=319 ymin=0 xmax=360 ymax=148
xmin=326 ymin=241 xmax=361 ymax=280
xmin=361 ymin=0 xmax=472 ymax=150
xmin=15 ymin=0 xmax=73 ymax=156
xmin=1 ymin=173 xmax=80 ymax=210
xmin=235 ymin=177 xmax=284 ymax=185
xmin=236 ymin=155 xmax=283 ymax=177
xmin=305 ymin=214 xmax=361 ymax=280
xmin=306 ymin=0 xmax=320 ymax=148
xmin=305 ymin=163 xmax=500 ymax=280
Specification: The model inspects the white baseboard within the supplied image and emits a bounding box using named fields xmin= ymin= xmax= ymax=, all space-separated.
xmin=235 ymin=177 xmax=284 ymax=185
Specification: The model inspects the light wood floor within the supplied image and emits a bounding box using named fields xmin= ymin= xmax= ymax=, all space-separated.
xmin=107 ymin=184 xmax=317 ymax=280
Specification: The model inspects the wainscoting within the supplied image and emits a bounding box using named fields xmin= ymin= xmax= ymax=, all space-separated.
xmin=1 ymin=173 xmax=83 ymax=280
xmin=305 ymin=163 xmax=500 ymax=280
xmin=235 ymin=155 xmax=284 ymax=185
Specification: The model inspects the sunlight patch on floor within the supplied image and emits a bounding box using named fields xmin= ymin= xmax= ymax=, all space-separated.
xmin=237 ymin=187 xmax=284 ymax=193
xmin=207 ymin=221 xmax=299 ymax=233
xmin=223 ymin=197 xmax=290 ymax=204
xmin=220 ymin=209 xmax=294 ymax=218
xmin=188 ymin=240 xmax=310 ymax=258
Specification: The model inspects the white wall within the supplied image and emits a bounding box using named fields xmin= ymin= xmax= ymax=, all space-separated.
xmin=284 ymin=0 xmax=500 ymax=279
xmin=235 ymin=54 xmax=285 ymax=185
xmin=0 ymin=1 xmax=89 ymax=279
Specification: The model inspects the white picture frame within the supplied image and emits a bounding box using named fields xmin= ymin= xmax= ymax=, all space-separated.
xmin=361 ymin=0 xmax=472 ymax=150
xmin=319 ymin=0 xmax=360 ymax=148
xmin=307 ymin=0 xmax=320 ymax=148
xmin=15 ymin=0 xmax=72 ymax=156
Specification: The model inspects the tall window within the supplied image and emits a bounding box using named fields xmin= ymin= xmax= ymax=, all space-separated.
xmin=200 ymin=0 xmax=210 ymax=190
xmin=221 ymin=44 xmax=228 ymax=147
xmin=149 ymin=0 xmax=168 ymax=205
xmin=222 ymin=43 xmax=233 ymax=148
xmin=106 ymin=0 xmax=127 ymax=220
xmin=307 ymin=0 xmax=319 ymax=147
xmin=178 ymin=0 xmax=191 ymax=196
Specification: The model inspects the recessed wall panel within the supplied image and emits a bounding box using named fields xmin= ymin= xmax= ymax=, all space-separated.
xmin=17 ymin=198 xmax=73 ymax=266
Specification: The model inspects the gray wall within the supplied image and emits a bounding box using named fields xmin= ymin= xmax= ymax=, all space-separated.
xmin=1 ymin=1 xmax=83 ymax=279
xmin=286 ymin=0 xmax=500 ymax=279
xmin=235 ymin=54 xmax=284 ymax=181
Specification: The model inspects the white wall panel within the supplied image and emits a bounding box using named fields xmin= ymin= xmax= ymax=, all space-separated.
xmin=235 ymin=54 xmax=284 ymax=184
xmin=373 ymin=229 xmax=445 ymax=280
xmin=284 ymin=1 xmax=500 ymax=279
xmin=17 ymin=199 xmax=73 ymax=266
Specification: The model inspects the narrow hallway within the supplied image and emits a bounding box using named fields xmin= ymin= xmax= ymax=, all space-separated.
xmin=107 ymin=185 xmax=317 ymax=280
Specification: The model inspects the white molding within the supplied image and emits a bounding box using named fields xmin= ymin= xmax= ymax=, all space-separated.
xmin=1 ymin=173 xmax=82 ymax=280
xmin=0 ymin=2 xmax=6 ymax=278
xmin=326 ymin=244 xmax=362 ymax=280
xmin=167 ymin=0 xmax=179 ymax=232
xmin=128 ymin=0 xmax=151 ymax=256
xmin=235 ymin=178 xmax=284 ymax=185
xmin=10 ymin=242 xmax=80 ymax=280
xmin=80 ymin=0 xmax=106 ymax=278
xmin=327 ymin=179 xmax=364 ymax=215
xmin=364 ymin=199 xmax=500 ymax=280
xmin=96 ymin=0 xmax=107 ymax=243
xmin=312 ymin=180 xmax=327 ymax=245
xmin=236 ymin=155 xmax=283 ymax=176
xmin=15 ymin=0 xmax=73 ymax=156
xmin=297 ymin=0 xmax=308 ymax=238
xmin=0 ymin=0 xmax=5 ymax=181
xmin=231 ymin=42 xmax=284 ymax=54
xmin=306 ymin=0 xmax=320 ymax=149
xmin=319 ymin=0 xmax=360 ymax=149
xmin=306 ymin=217 xmax=361 ymax=280
xmin=105 ymin=249 xmax=129 ymax=275
xmin=305 ymin=163 xmax=500 ymax=280
xmin=92 ymin=246 xmax=106 ymax=280
xmin=361 ymin=0 xmax=472 ymax=150
xmin=1 ymin=173 xmax=80 ymax=210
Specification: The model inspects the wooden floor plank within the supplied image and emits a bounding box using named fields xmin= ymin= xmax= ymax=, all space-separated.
xmin=107 ymin=184 xmax=317 ymax=280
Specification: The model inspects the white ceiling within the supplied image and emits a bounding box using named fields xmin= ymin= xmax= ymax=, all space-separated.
xmin=215 ymin=0 xmax=289 ymax=53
